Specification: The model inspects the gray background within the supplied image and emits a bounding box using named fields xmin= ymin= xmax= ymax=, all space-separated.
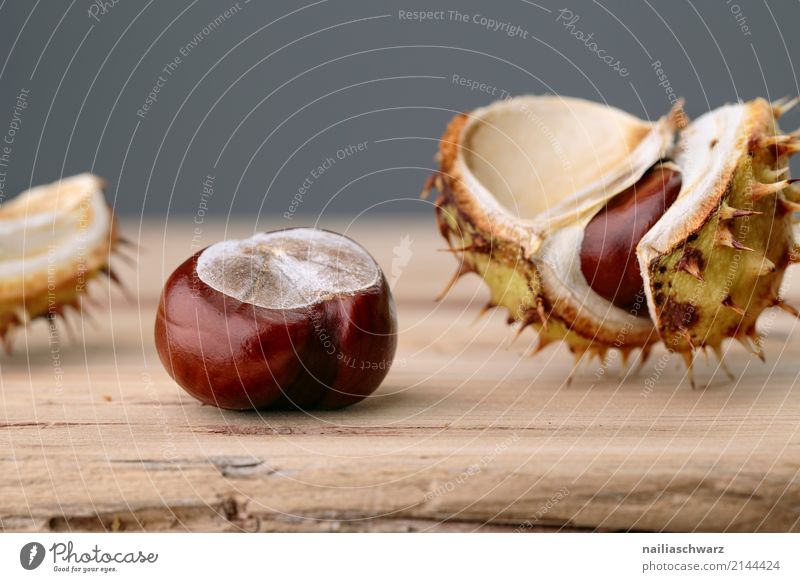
xmin=0 ymin=0 xmax=798 ymax=222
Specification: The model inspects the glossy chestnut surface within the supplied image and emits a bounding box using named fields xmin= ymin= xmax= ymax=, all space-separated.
xmin=154 ymin=229 xmax=397 ymax=411
xmin=580 ymin=165 xmax=682 ymax=310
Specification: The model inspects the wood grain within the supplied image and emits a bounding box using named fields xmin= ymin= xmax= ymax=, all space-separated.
xmin=1 ymin=218 xmax=800 ymax=532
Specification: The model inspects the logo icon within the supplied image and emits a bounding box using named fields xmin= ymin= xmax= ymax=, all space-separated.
xmin=390 ymin=234 xmax=413 ymax=288
xmin=20 ymin=542 xmax=45 ymax=570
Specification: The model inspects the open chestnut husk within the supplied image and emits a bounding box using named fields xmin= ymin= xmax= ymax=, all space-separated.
xmin=155 ymin=228 xmax=397 ymax=410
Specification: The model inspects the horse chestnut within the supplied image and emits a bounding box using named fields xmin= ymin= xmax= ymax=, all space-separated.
xmin=155 ymin=228 xmax=397 ymax=410
xmin=580 ymin=165 xmax=682 ymax=310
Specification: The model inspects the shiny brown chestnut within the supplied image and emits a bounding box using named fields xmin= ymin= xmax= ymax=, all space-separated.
xmin=155 ymin=228 xmax=397 ymax=410
xmin=580 ymin=164 xmax=683 ymax=311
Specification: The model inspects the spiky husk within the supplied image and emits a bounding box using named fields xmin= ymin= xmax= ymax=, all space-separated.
xmin=428 ymin=98 xmax=798 ymax=370
xmin=642 ymin=99 xmax=796 ymax=359
xmin=0 ymin=174 xmax=120 ymax=351
xmin=429 ymin=113 xmax=655 ymax=364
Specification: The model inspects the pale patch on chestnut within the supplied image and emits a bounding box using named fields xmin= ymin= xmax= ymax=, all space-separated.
xmin=195 ymin=229 xmax=379 ymax=309
xmin=155 ymin=228 xmax=397 ymax=411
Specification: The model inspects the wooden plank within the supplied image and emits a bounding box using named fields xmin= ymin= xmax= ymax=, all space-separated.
xmin=1 ymin=218 xmax=799 ymax=532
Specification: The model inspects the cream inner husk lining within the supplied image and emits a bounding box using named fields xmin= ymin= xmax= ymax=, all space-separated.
xmin=460 ymin=96 xmax=664 ymax=222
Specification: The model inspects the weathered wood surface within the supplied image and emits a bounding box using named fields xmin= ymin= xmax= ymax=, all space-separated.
xmin=1 ymin=218 xmax=800 ymax=532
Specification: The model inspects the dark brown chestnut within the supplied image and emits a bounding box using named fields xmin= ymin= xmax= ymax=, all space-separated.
xmin=580 ymin=165 xmax=682 ymax=310
xmin=154 ymin=228 xmax=397 ymax=410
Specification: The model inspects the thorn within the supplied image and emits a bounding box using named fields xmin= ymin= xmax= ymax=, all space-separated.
xmin=772 ymin=96 xmax=800 ymax=118
xmin=678 ymin=327 xmax=695 ymax=350
xmin=14 ymin=308 xmax=30 ymax=325
xmin=435 ymin=262 xmax=472 ymax=301
xmin=45 ymin=312 xmax=60 ymax=340
xmin=679 ymin=351 xmax=696 ymax=389
xmin=789 ymin=183 xmax=800 ymax=202
xmin=535 ymin=297 xmax=549 ymax=332
xmin=473 ymin=302 xmax=495 ymax=324
xmin=759 ymin=134 xmax=795 ymax=148
xmin=113 ymin=249 xmax=138 ymax=267
xmin=78 ymin=296 xmax=100 ymax=329
xmin=753 ymin=254 xmax=776 ymax=276
xmin=513 ymin=310 xmax=539 ymax=342
xmin=775 ymin=299 xmax=800 ymax=319
xmin=100 ymin=265 xmax=117 ymax=284
xmin=668 ymin=98 xmax=688 ymax=129
xmin=116 ymin=235 xmax=140 ymax=250
xmin=750 ymin=333 xmax=766 ymax=363
xmin=101 ymin=265 xmax=134 ymax=303
xmin=58 ymin=310 xmax=78 ymax=343
xmin=440 ymin=235 xmax=490 ymax=254
xmin=722 ymin=296 xmax=747 ymax=317
xmin=421 ymin=173 xmax=437 ymax=200
xmin=675 ymin=248 xmax=705 ymax=281
xmin=718 ymin=202 xmax=762 ymax=220
xmin=777 ymin=142 xmax=800 ymax=156
xmin=751 ymin=179 xmax=799 ymax=200
xmin=566 ymin=346 xmax=588 ymax=386
xmin=736 ymin=335 xmax=765 ymax=362
xmin=437 ymin=241 xmax=486 ymax=254
xmin=531 ymin=335 xmax=554 ymax=356
xmin=714 ymin=225 xmax=753 ymax=251
xmin=634 ymin=345 xmax=653 ymax=374
xmin=709 ymin=344 xmax=736 ymax=381
xmin=777 ymin=196 xmax=800 ymax=216
xmin=434 ymin=195 xmax=454 ymax=243
xmin=763 ymin=166 xmax=790 ymax=182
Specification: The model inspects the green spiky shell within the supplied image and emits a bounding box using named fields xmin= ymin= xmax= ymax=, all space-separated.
xmin=429 ymin=99 xmax=798 ymax=368
xmin=646 ymin=147 xmax=793 ymax=360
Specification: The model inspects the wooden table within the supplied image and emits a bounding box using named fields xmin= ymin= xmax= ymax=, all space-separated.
xmin=2 ymin=218 xmax=799 ymax=532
